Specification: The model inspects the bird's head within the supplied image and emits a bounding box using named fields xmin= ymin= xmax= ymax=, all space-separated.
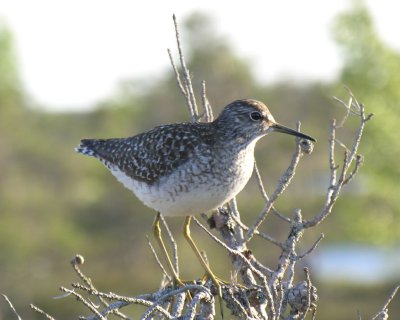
xmin=215 ymin=99 xmax=316 ymax=144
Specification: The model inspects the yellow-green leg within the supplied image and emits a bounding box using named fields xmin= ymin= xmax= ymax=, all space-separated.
xmin=153 ymin=212 xmax=184 ymax=286
xmin=184 ymin=216 xmax=224 ymax=317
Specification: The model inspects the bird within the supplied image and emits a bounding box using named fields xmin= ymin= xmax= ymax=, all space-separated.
xmin=75 ymin=99 xmax=316 ymax=295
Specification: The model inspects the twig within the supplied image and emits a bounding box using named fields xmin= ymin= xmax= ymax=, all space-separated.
xmin=30 ymin=304 xmax=56 ymax=320
xmin=342 ymin=154 xmax=363 ymax=186
xmin=140 ymin=285 xmax=212 ymax=320
xmin=226 ymin=198 xmax=246 ymax=244
xmin=159 ymin=214 xmax=180 ymax=275
xmin=59 ymin=287 xmax=106 ymax=320
xmin=225 ymin=289 xmax=251 ymax=318
xmin=192 ymin=215 xmax=276 ymax=316
xmin=167 ymin=49 xmax=187 ymax=97
xmin=333 ymin=87 xmax=362 ymax=119
xmin=303 ymin=101 xmax=372 ymax=229
xmin=171 ymin=291 xmax=186 ymax=318
xmin=329 ymin=118 xmax=338 ymax=182
xmin=167 ymin=48 xmax=193 ymax=119
xmin=146 ymin=235 xmax=172 ymax=281
xmin=245 ymin=127 xmax=304 ymax=242
xmin=347 ymin=104 xmax=372 ymax=166
xmin=332 ymin=95 xmax=352 ymax=128
xmin=2 ymin=294 xmax=22 ymax=320
xmin=230 ymin=212 xmax=285 ymax=249
xmin=71 ymin=283 xmax=172 ymax=319
xmin=247 ymin=254 xmax=274 ymax=276
xmin=198 ymin=291 xmax=216 ymax=320
xmin=303 ymin=268 xmax=313 ymax=320
xmin=372 ymin=285 xmax=400 ymax=320
xmin=356 ymin=308 xmax=362 ymax=320
xmin=201 ymin=80 xmax=214 ymax=122
xmin=184 ymin=291 xmax=214 ymax=320
xmin=277 ymin=209 xmax=304 ymax=288
xmin=254 ymin=160 xmax=291 ymax=223
xmin=72 ymin=282 xmax=152 ymax=301
xmin=172 ymin=14 xmax=198 ymax=120
xmin=297 ymin=233 xmax=324 ymax=260
xmin=192 ymin=217 xmax=268 ymax=282
xmin=86 ymin=301 xmax=132 ymax=320
xmin=70 ymin=255 xmax=128 ymax=319
xmin=70 ymin=254 xmax=91 ymax=285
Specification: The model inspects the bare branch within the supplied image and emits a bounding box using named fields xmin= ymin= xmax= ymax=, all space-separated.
xmin=167 ymin=48 xmax=187 ymax=97
xmin=2 ymin=294 xmax=22 ymax=320
xmin=141 ymin=285 xmax=211 ymax=320
xmin=225 ymin=289 xmax=251 ymax=318
xmin=304 ymin=99 xmax=371 ymax=229
xmin=60 ymin=286 xmax=106 ymax=320
xmin=72 ymin=283 xmax=147 ymax=301
xmin=192 ymin=217 xmax=269 ymax=282
xmin=184 ymin=290 xmax=214 ymax=320
xmin=230 ymin=212 xmax=285 ymax=249
xmin=201 ymin=80 xmax=214 ymax=122
xmin=245 ymin=130 xmax=304 ymax=242
xmin=247 ymin=253 xmax=274 ymax=276
xmin=146 ymin=235 xmax=172 ymax=282
xmin=71 ymin=283 xmax=173 ymax=319
xmin=329 ymin=119 xmax=338 ymax=180
xmin=372 ymin=285 xmax=400 ymax=320
xmin=333 ymin=95 xmax=353 ymax=127
xmin=254 ymin=160 xmax=291 ymax=223
xmin=171 ymin=291 xmax=186 ymax=318
xmin=342 ymin=154 xmax=363 ymax=186
xmin=30 ymin=304 xmax=56 ymax=320
xmin=356 ymin=309 xmax=362 ymax=320
xmin=347 ymin=103 xmax=371 ymax=166
xmin=297 ymin=233 xmax=325 ymax=260
xmin=303 ymin=267 xmax=314 ymax=319
xmin=227 ymin=198 xmax=245 ymax=242
xmin=160 ymin=214 xmax=180 ymax=275
xmin=172 ymin=14 xmax=198 ymax=120
xmin=69 ymin=255 xmax=129 ymax=319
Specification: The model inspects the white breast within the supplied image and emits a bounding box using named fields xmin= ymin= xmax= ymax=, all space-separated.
xmin=108 ymin=140 xmax=257 ymax=217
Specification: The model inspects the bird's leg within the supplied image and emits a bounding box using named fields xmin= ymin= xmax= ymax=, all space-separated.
xmin=184 ymin=216 xmax=224 ymax=316
xmin=153 ymin=212 xmax=184 ymax=287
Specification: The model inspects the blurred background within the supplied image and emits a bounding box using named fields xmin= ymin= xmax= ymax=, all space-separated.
xmin=1 ymin=0 xmax=399 ymax=318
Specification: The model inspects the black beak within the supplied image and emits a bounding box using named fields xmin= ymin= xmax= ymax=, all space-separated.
xmin=271 ymin=123 xmax=316 ymax=142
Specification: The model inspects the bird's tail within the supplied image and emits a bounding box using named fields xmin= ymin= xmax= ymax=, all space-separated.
xmin=75 ymin=139 xmax=97 ymax=157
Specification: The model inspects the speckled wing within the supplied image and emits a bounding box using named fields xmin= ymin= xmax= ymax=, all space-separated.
xmin=76 ymin=123 xmax=209 ymax=185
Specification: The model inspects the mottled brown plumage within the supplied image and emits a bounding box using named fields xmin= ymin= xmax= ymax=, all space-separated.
xmin=77 ymin=123 xmax=217 ymax=184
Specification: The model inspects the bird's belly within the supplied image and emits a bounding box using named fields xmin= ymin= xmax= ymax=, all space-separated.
xmin=108 ymin=143 xmax=256 ymax=217
xmin=150 ymin=182 xmax=235 ymax=216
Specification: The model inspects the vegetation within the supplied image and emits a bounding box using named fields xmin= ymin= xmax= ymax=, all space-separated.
xmin=0 ymin=1 xmax=399 ymax=318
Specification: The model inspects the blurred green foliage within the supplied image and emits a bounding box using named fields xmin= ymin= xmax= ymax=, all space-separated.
xmin=333 ymin=1 xmax=400 ymax=244
xmin=0 ymin=1 xmax=399 ymax=319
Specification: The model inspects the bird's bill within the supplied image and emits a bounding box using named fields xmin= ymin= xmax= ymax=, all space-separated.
xmin=271 ymin=123 xmax=316 ymax=142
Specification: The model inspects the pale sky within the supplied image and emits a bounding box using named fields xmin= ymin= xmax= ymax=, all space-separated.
xmin=1 ymin=0 xmax=399 ymax=111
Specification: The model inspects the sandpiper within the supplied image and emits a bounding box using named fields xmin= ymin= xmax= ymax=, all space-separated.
xmin=76 ymin=99 xmax=316 ymax=295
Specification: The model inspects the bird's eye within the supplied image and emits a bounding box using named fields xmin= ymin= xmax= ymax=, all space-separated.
xmin=250 ymin=111 xmax=263 ymax=121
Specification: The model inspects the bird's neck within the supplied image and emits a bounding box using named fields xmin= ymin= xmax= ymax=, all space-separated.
xmin=212 ymin=121 xmax=259 ymax=150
